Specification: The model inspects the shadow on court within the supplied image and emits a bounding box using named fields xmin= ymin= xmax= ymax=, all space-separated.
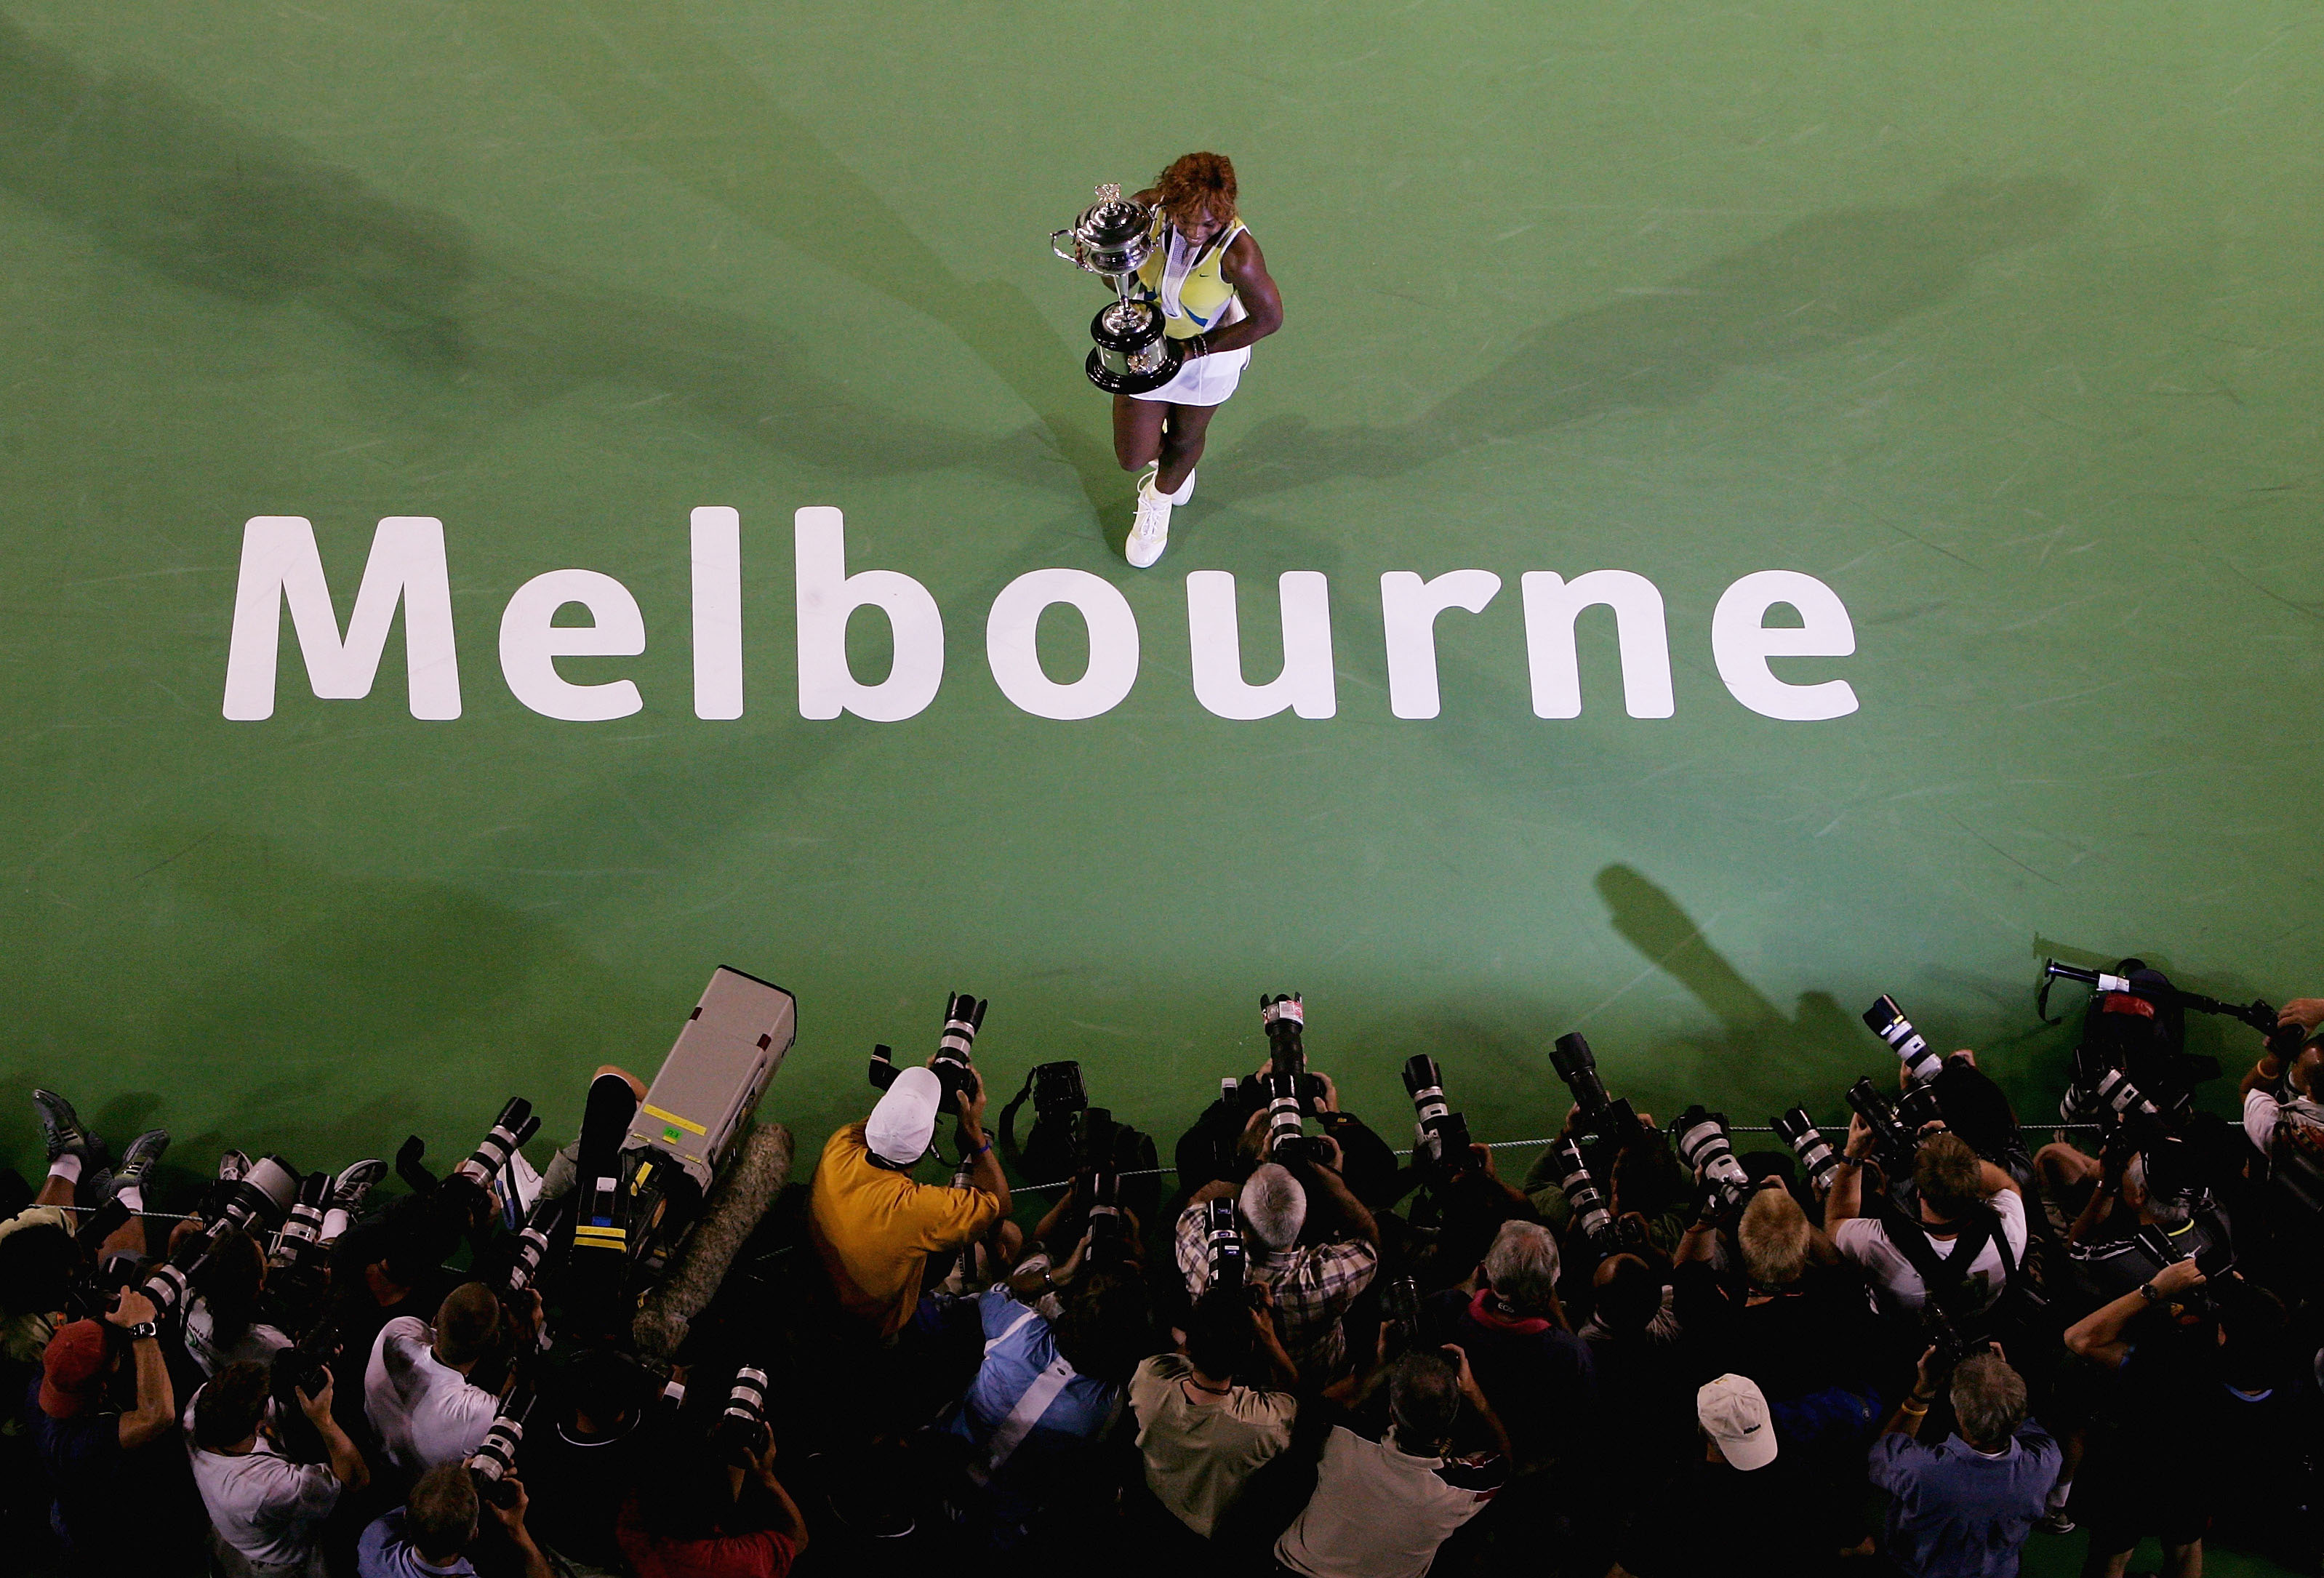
xmin=462 ymin=0 xmax=1123 ymax=515
xmin=0 ymin=10 xmax=1049 ymax=488
xmin=0 ymin=822 xmax=665 ymax=1184
xmin=1593 ymin=862 xmax=1910 ymax=1122
xmin=1225 ymin=178 xmax=2089 ymax=496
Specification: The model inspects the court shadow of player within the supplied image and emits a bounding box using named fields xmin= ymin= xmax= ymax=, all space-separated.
xmin=0 ymin=825 xmax=670 ymax=1182
xmin=465 ymin=0 xmax=1123 ymax=515
xmin=1223 ymin=178 xmax=2088 ymax=497
xmin=0 ymin=11 xmax=1048 ymax=487
xmin=1592 ymin=862 xmax=1865 ymax=1121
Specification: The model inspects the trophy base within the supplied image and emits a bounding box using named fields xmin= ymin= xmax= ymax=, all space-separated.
xmin=1086 ymin=345 xmax=1184 ymax=396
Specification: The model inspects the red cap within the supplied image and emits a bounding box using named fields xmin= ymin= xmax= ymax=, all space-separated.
xmin=39 ymin=1321 xmax=111 ymax=1419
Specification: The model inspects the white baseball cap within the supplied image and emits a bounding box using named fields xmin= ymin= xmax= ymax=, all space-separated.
xmin=865 ymin=1066 xmax=942 ymax=1165
xmin=1697 ymin=1373 xmax=1778 ymax=1470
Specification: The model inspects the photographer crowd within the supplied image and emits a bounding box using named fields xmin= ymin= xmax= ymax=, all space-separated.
xmin=3 ymin=965 xmax=2322 ymax=1577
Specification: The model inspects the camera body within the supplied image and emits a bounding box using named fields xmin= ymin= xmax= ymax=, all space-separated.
xmin=564 ymin=970 xmax=798 ymax=1328
xmin=1379 ymin=1273 xmax=1422 ymax=1358
xmin=1402 ymin=1054 xmax=1472 ymax=1172
xmin=1846 ymin=1078 xmax=1928 ymax=1180
xmin=1033 ymin=1061 xmax=1088 ymax=1123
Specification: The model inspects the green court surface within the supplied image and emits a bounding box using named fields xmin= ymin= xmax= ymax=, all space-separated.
xmin=2 ymin=0 xmax=2320 ymax=1413
xmin=6 ymin=0 xmax=2320 ymax=1180
xmin=4 ymin=2 xmax=2316 ymax=1563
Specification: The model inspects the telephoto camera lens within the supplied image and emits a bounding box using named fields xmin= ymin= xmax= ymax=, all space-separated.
xmin=1264 ymin=1068 xmax=1307 ymax=1161
xmin=1550 ymin=1031 xmax=1640 ymax=1138
xmin=502 ymin=1226 xmax=550 ymax=1295
xmin=139 ymin=1260 xmax=195 ymax=1321
xmin=715 ymin=1365 xmax=772 ymax=1465
xmin=1203 ymin=1197 xmax=1245 ymax=1291
xmin=1402 ymin=1054 xmax=1472 ymax=1168
xmin=936 ymin=992 xmax=985 ymax=1072
xmin=1550 ymin=1032 xmax=1613 ymax=1121
xmin=1772 ymin=1108 xmax=1843 ymax=1195
xmin=1077 ymin=1108 xmax=1127 ymax=1262
xmin=454 ymin=1099 xmax=540 ymax=1189
xmin=468 ymin=1414 xmax=525 ymax=1506
xmin=1551 ymin=1137 xmax=1614 ymax=1247
xmin=1864 ymin=995 xmax=1946 ymax=1086
xmin=268 ymin=1170 xmax=332 ymax=1270
xmin=1675 ymin=1105 xmax=1751 ymax=1212
xmin=2094 ymin=1066 xmax=2159 ymax=1122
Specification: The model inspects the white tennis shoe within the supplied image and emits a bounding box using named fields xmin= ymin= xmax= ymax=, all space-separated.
xmin=1127 ymin=474 xmax=1172 ymax=568
xmin=1167 ymin=468 xmax=1195 ymax=505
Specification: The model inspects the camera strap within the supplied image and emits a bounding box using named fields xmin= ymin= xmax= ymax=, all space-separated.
xmin=997 ymin=1068 xmax=1039 ymax=1167
xmin=1875 ymin=1195 xmax=2011 ymax=1313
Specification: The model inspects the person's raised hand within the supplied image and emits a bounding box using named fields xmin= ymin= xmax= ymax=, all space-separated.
xmin=297 ymin=1376 xmax=335 ymax=1423
xmin=1313 ymin=1134 xmax=1345 ymax=1173
xmin=108 ymin=1289 xmax=157 ymax=1329
xmin=1467 ymin=1142 xmax=1497 ymax=1179
xmin=484 ymin=1475 xmax=530 ymax=1533
xmin=1250 ymin=1283 xmax=1279 ymax=1339
xmin=958 ymin=1067 xmax=989 ymax=1130
xmin=2152 ymin=1258 xmax=2206 ymax=1297
xmin=1912 ymin=1345 xmax=1941 ymax=1396
xmin=1441 ymin=1342 xmax=1483 ymax=1401
xmin=1844 ymin=1113 xmax=1875 ymax=1161
xmin=2278 ymin=999 xmax=2324 ymax=1034
xmin=1314 ymin=1073 xmax=1339 ymax=1113
xmin=753 ymin=1430 xmax=779 ymax=1475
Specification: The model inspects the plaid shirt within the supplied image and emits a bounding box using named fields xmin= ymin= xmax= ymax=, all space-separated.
xmin=1174 ymin=1202 xmax=1378 ymax=1374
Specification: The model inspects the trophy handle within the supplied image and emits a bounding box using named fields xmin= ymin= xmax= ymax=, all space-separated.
xmin=1050 ymin=229 xmax=1086 ymax=268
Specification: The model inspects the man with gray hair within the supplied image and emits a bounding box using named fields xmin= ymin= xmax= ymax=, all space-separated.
xmin=1419 ymin=1219 xmax=1593 ymax=1473
xmin=1867 ymin=1345 xmax=2058 ymax=1577
xmin=1175 ymin=1142 xmax=1379 ymax=1374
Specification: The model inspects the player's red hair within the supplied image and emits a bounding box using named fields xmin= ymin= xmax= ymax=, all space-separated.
xmin=1155 ymin=151 xmax=1238 ymax=228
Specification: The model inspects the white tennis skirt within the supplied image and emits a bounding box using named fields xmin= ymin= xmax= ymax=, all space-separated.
xmin=1128 ymin=343 xmax=1251 ymax=407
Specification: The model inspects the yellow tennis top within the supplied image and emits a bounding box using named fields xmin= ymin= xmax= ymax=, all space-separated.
xmin=1134 ymin=218 xmax=1250 ymax=340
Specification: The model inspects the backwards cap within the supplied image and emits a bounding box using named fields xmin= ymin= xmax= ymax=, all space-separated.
xmin=866 ymin=1066 xmax=943 ymax=1165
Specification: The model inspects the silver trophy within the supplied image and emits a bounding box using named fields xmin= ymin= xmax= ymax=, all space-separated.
xmin=1051 ymin=183 xmax=1184 ymax=395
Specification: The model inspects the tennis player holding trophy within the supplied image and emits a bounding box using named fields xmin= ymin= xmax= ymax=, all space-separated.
xmin=1052 ymin=153 xmax=1283 ymax=566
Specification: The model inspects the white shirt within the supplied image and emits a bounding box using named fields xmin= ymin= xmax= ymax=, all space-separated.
xmin=183 ymin=1296 xmax=292 ymax=1379
xmin=184 ymin=1393 xmax=340 ymax=1574
xmin=1275 ymin=1425 xmax=1499 ymax=1578
xmin=1832 ymin=1188 xmax=2028 ymax=1314
xmin=362 ymin=1316 xmax=497 ymax=1473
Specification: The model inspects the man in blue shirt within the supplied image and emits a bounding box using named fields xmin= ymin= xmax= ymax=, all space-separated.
xmin=1868 ymin=1347 xmax=2059 ymax=1577
xmin=944 ymin=1265 xmax=1149 ymax=1548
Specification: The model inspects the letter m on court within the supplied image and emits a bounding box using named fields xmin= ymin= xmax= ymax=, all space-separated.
xmin=221 ymin=516 xmax=462 ymax=720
